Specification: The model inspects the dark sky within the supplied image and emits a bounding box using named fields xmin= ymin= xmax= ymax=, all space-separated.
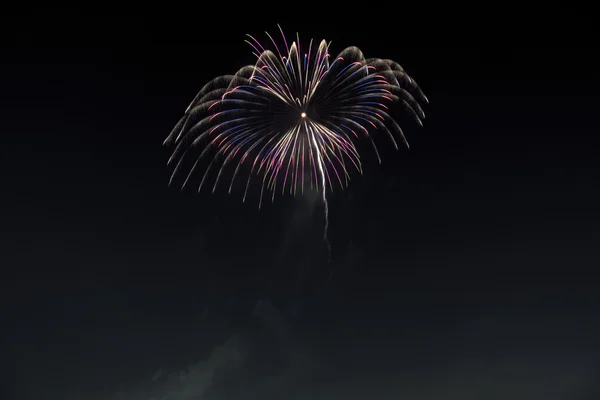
xmin=2 ymin=6 xmax=600 ymax=400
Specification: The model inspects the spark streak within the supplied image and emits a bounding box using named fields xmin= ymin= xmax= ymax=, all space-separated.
xmin=309 ymin=122 xmax=331 ymax=261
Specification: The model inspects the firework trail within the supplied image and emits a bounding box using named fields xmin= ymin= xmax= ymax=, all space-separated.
xmin=165 ymin=25 xmax=427 ymax=259
xmin=309 ymin=129 xmax=331 ymax=260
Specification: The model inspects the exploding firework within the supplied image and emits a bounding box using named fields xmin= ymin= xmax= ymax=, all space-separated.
xmin=165 ymin=26 xmax=427 ymax=258
xmin=165 ymin=26 xmax=427 ymax=204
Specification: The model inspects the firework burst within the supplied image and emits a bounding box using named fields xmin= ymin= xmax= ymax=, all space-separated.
xmin=165 ymin=26 xmax=427 ymax=259
xmin=165 ymin=26 xmax=427 ymax=203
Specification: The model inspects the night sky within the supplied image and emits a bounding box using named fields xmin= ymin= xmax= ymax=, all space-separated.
xmin=3 ymin=6 xmax=600 ymax=400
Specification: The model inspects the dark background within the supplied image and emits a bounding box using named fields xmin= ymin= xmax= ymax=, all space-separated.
xmin=2 ymin=5 xmax=599 ymax=399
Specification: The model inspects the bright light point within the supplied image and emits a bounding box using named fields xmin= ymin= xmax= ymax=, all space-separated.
xmin=301 ymin=112 xmax=306 ymax=118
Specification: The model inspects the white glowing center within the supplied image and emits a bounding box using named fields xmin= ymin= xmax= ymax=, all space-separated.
xmin=301 ymin=112 xmax=306 ymax=118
